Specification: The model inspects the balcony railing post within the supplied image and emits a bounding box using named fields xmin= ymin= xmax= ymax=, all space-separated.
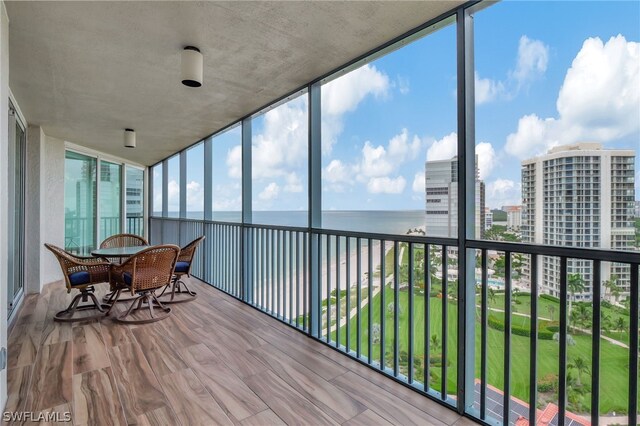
xmin=308 ymin=81 xmax=321 ymax=338
xmin=241 ymin=116 xmax=252 ymax=303
xmin=456 ymin=4 xmax=476 ymax=414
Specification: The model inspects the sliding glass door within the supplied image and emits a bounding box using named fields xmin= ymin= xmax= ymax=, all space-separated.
xmin=126 ymin=166 xmax=144 ymax=236
xmin=64 ymin=151 xmax=97 ymax=255
xmin=99 ymin=160 xmax=122 ymax=240
xmin=7 ymin=101 xmax=26 ymax=315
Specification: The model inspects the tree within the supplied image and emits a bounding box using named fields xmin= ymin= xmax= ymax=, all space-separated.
xmin=430 ymin=334 xmax=440 ymax=352
xmin=568 ymin=356 xmax=590 ymax=386
xmin=547 ymin=305 xmax=556 ymax=321
xmin=603 ymin=274 xmax=622 ymax=304
xmin=615 ymin=317 xmax=626 ymax=336
xmin=488 ymin=287 xmax=497 ymax=306
xmin=574 ymin=304 xmax=591 ymax=329
xmin=567 ymin=273 xmax=586 ymax=327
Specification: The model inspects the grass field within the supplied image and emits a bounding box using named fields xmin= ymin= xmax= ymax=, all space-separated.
xmin=329 ymin=285 xmax=637 ymax=415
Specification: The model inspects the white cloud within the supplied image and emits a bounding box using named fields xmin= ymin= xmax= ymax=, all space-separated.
xmin=366 ymin=176 xmax=406 ymax=194
xmin=426 ymin=132 xmax=457 ymax=162
xmin=412 ymin=171 xmax=425 ymax=193
xmin=476 ymin=142 xmax=497 ymax=180
xmin=360 ymin=141 xmax=395 ymax=178
xmin=167 ymin=180 xmax=179 ymax=211
xmin=506 ymin=35 xmax=639 ymax=159
xmin=388 ymin=128 xmax=422 ymax=161
xmin=227 ymin=145 xmax=242 ymax=179
xmin=486 ymin=179 xmax=522 ymax=209
xmin=321 ymin=64 xmax=391 ymax=153
xmin=284 ymin=173 xmax=303 ymax=193
xmin=511 ymin=35 xmax=549 ymax=88
xmin=186 ymin=180 xmax=204 ymax=212
xmin=475 ymin=72 xmax=504 ymax=105
xmin=324 ymin=159 xmax=352 ymax=183
xmin=213 ymin=182 xmax=242 ymax=211
xmin=258 ymin=182 xmax=280 ymax=201
xmin=475 ymin=35 xmax=549 ymax=105
xmin=397 ymin=76 xmax=410 ymax=95
xmin=358 ymin=128 xmax=424 ymax=182
xmin=252 ymin=96 xmax=308 ymax=179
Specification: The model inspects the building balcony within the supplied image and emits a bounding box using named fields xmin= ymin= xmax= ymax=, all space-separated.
xmin=1 ymin=1 xmax=638 ymax=426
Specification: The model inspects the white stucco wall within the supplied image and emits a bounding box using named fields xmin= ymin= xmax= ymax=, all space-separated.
xmin=24 ymin=125 xmax=42 ymax=293
xmin=39 ymin=135 xmax=65 ymax=288
xmin=0 ymin=0 xmax=9 ymax=410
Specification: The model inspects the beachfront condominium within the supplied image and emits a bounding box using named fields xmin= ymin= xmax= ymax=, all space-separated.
xmin=522 ymin=143 xmax=636 ymax=300
xmin=424 ymin=156 xmax=485 ymax=239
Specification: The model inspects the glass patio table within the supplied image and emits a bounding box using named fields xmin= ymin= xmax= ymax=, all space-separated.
xmin=91 ymin=245 xmax=150 ymax=259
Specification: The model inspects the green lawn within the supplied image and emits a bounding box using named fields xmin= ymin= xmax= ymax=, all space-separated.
xmin=328 ymin=285 xmax=637 ymax=415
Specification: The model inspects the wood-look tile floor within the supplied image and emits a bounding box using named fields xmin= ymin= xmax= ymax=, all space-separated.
xmin=5 ymin=279 xmax=476 ymax=426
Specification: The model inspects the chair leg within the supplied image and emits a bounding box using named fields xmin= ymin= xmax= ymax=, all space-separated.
xmin=54 ymin=286 xmax=107 ymax=322
xmin=156 ymin=275 xmax=197 ymax=304
xmin=116 ymin=291 xmax=171 ymax=324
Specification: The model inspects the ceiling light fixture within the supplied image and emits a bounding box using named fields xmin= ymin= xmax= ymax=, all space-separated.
xmin=124 ymin=128 xmax=136 ymax=148
xmin=181 ymin=46 xmax=203 ymax=87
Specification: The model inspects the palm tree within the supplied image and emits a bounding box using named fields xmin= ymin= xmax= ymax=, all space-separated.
xmin=547 ymin=305 xmax=556 ymax=321
xmin=615 ymin=317 xmax=626 ymax=337
xmin=488 ymin=287 xmax=496 ymax=306
xmin=603 ymin=274 xmax=621 ymax=303
xmin=567 ymin=273 xmax=586 ymax=327
xmin=574 ymin=304 xmax=591 ymax=329
xmin=601 ymin=313 xmax=612 ymax=332
xmin=430 ymin=334 xmax=440 ymax=353
xmin=568 ymin=356 xmax=590 ymax=387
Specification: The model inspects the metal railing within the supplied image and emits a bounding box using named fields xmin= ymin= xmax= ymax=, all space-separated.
xmin=65 ymin=216 xmax=145 ymax=254
xmin=149 ymin=216 xmax=640 ymax=426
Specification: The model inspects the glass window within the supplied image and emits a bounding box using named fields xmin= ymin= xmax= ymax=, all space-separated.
xmin=321 ymin=18 xmax=457 ymax=236
xmin=186 ymin=142 xmax=204 ymax=219
xmin=152 ymin=164 xmax=163 ymax=217
xmin=251 ymin=92 xmax=308 ymax=227
xmin=212 ymin=125 xmax=242 ymax=222
xmin=99 ymin=161 xmax=121 ymax=241
xmin=126 ymin=166 xmax=144 ymax=236
xmin=64 ymin=151 xmax=97 ymax=255
xmin=167 ymin=155 xmax=180 ymax=218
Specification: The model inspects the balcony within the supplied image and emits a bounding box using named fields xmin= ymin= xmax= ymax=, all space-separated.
xmin=1 ymin=1 xmax=639 ymax=426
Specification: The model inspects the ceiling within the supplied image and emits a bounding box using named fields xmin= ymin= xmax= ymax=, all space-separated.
xmin=6 ymin=1 xmax=463 ymax=166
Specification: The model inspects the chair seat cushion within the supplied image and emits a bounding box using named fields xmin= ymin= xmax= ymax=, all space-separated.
xmin=123 ymin=272 xmax=133 ymax=285
xmin=175 ymin=261 xmax=190 ymax=273
xmin=68 ymin=271 xmax=90 ymax=286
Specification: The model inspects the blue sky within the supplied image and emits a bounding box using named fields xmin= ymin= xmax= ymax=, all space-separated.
xmin=156 ymin=1 xmax=639 ymax=214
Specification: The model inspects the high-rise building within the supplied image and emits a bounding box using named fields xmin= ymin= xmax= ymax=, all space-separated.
xmin=503 ymin=205 xmax=522 ymax=231
xmin=425 ymin=156 xmax=485 ymax=239
xmin=522 ymin=143 xmax=636 ymax=300
xmin=484 ymin=207 xmax=493 ymax=230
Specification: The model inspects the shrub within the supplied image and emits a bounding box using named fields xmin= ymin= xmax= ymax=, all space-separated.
xmin=541 ymin=294 xmax=560 ymax=303
xmin=538 ymin=373 xmax=558 ymax=393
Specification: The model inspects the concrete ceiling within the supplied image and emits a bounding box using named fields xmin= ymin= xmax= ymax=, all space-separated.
xmin=6 ymin=1 xmax=463 ymax=166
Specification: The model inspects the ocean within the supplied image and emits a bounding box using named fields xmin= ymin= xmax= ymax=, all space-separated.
xmin=161 ymin=210 xmax=427 ymax=236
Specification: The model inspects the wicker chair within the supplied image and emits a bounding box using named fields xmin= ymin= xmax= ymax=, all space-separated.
xmin=157 ymin=236 xmax=204 ymax=304
xmin=99 ymin=233 xmax=148 ymax=302
xmin=44 ymin=244 xmax=111 ymax=322
xmin=107 ymin=244 xmax=180 ymax=324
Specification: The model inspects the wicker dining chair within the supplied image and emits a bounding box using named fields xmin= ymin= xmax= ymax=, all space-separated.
xmin=99 ymin=233 xmax=148 ymax=302
xmin=107 ymin=244 xmax=180 ymax=324
xmin=157 ymin=236 xmax=205 ymax=304
xmin=44 ymin=243 xmax=111 ymax=322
